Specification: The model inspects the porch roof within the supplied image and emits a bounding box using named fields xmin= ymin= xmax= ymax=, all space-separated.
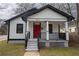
xmin=5 ymin=5 xmax=74 ymax=23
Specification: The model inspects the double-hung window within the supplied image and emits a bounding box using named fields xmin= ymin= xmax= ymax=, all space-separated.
xmin=16 ymin=24 xmax=23 ymax=33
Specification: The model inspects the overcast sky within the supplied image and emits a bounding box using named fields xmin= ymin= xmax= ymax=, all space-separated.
xmin=0 ymin=3 xmax=18 ymax=19
xmin=0 ymin=3 xmax=77 ymax=20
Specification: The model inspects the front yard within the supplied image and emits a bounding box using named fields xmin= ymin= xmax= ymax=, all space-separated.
xmin=40 ymin=32 xmax=79 ymax=56
xmin=0 ymin=32 xmax=79 ymax=56
xmin=40 ymin=47 xmax=79 ymax=56
xmin=0 ymin=41 xmax=79 ymax=56
xmin=0 ymin=41 xmax=25 ymax=56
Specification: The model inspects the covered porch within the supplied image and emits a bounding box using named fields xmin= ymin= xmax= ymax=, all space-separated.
xmin=26 ymin=20 xmax=69 ymax=39
xmin=25 ymin=18 xmax=69 ymax=48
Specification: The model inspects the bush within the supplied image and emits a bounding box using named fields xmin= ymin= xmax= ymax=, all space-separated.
xmin=0 ymin=25 xmax=7 ymax=35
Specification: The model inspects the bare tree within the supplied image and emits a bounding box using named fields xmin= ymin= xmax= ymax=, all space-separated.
xmin=76 ymin=3 xmax=79 ymax=34
xmin=14 ymin=3 xmax=34 ymax=14
xmin=14 ymin=3 xmax=75 ymax=16
xmin=66 ymin=3 xmax=73 ymax=15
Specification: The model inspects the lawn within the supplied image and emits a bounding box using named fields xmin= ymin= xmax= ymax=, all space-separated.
xmin=0 ymin=32 xmax=79 ymax=56
xmin=40 ymin=32 xmax=79 ymax=56
xmin=40 ymin=47 xmax=79 ymax=56
xmin=1 ymin=41 xmax=79 ymax=56
xmin=0 ymin=41 xmax=25 ymax=56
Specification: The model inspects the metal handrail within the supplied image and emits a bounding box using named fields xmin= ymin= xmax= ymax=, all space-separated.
xmin=25 ymin=31 xmax=30 ymax=48
xmin=37 ymin=32 xmax=41 ymax=49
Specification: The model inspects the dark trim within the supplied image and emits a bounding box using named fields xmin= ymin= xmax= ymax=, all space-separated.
xmin=5 ymin=5 xmax=74 ymax=23
xmin=58 ymin=24 xmax=60 ymax=38
xmin=25 ymin=32 xmax=30 ymax=48
xmin=5 ymin=8 xmax=37 ymax=22
xmin=8 ymin=39 xmax=25 ymax=41
xmin=7 ymin=21 xmax=10 ymax=43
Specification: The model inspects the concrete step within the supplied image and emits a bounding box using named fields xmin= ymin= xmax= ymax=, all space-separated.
xmin=27 ymin=47 xmax=38 ymax=49
xmin=26 ymin=38 xmax=38 ymax=51
xmin=27 ymin=43 xmax=38 ymax=45
xmin=27 ymin=45 xmax=37 ymax=46
xmin=27 ymin=46 xmax=38 ymax=48
xmin=27 ymin=45 xmax=38 ymax=47
xmin=29 ymin=39 xmax=38 ymax=41
xmin=28 ymin=40 xmax=37 ymax=42
xmin=25 ymin=48 xmax=38 ymax=51
xmin=27 ymin=42 xmax=38 ymax=44
xmin=27 ymin=42 xmax=38 ymax=43
xmin=27 ymin=45 xmax=38 ymax=46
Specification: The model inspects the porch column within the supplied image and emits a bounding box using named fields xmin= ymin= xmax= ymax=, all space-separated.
xmin=65 ymin=21 xmax=69 ymax=41
xmin=46 ymin=21 xmax=49 ymax=40
xmin=27 ymin=21 xmax=29 ymax=32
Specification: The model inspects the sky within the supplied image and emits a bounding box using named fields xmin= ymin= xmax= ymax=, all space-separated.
xmin=0 ymin=3 xmax=77 ymax=20
xmin=0 ymin=3 xmax=18 ymax=19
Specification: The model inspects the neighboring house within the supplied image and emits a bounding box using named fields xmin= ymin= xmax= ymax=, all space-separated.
xmin=69 ymin=20 xmax=76 ymax=32
xmin=5 ymin=5 xmax=74 ymax=51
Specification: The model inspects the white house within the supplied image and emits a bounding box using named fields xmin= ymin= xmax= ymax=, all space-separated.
xmin=5 ymin=5 xmax=74 ymax=51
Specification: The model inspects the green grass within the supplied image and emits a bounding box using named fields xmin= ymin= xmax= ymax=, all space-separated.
xmin=0 ymin=41 xmax=25 ymax=56
xmin=40 ymin=47 xmax=79 ymax=56
xmin=1 ymin=40 xmax=79 ymax=56
xmin=40 ymin=33 xmax=79 ymax=56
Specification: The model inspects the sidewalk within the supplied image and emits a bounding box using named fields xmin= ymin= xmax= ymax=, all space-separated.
xmin=24 ymin=51 xmax=40 ymax=56
xmin=0 ymin=35 xmax=7 ymax=41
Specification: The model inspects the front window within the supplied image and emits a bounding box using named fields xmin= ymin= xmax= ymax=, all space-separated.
xmin=49 ymin=24 xmax=53 ymax=34
xmin=16 ymin=24 xmax=23 ymax=33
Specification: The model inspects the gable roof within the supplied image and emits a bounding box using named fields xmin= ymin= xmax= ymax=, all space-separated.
xmin=5 ymin=5 xmax=74 ymax=22
xmin=5 ymin=8 xmax=37 ymax=23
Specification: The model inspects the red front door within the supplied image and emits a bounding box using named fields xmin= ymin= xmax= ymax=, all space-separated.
xmin=34 ymin=22 xmax=41 ymax=38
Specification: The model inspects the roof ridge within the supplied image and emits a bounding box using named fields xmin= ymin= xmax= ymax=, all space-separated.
xmin=5 ymin=4 xmax=74 ymax=22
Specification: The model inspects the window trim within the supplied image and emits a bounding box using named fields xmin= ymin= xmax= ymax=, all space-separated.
xmin=16 ymin=24 xmax=23 ymax=34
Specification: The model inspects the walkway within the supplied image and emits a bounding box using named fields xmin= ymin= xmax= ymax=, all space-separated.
xmin=24 ymin=51 xmax=40 ymax=56
xmin=0 ymin=35 xmax=7 ymax=41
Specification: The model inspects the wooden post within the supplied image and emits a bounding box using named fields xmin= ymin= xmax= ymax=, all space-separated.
xmin=46 ymin=21 xmax=49 ymax=40
xmin=65 ymin=22 xmax=69 ymax=40
xmin=27 ymin=21 xmax=29 ymax=32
